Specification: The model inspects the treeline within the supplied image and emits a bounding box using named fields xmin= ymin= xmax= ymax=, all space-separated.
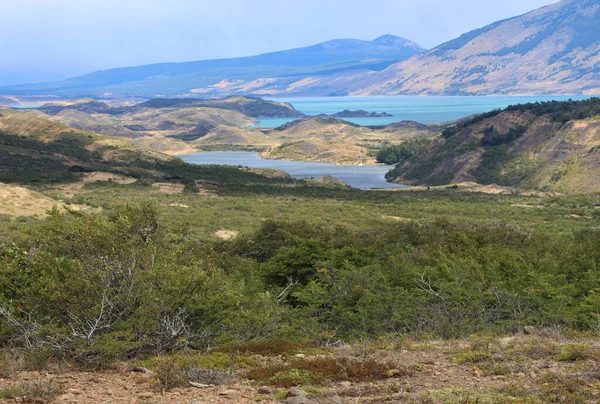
xmin=442 ymin=97 xmax=600 ymax=139
xmin=375 ymin=137 xmax=432 ymax=165
xmin=2 ymin=205 xmax=600 ymax=362
xmin=505 ymin=97 xmax=600 ymax=123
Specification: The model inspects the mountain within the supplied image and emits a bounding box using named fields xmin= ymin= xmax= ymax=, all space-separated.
xmin=245 ymin=0 xmax=600 ymax=96
xmin=0 ymin=35 xmax=424 ymax=99
xmin=385 ymin=98 xmax=600 ymax=193
xmin=354 ymin=0 xmax=600 ymax=95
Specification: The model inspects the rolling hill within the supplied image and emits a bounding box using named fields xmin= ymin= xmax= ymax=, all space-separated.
xmin=0 ymin=35 xmax=424 ymax=99
xmin=0 ymin=107 xmax=294 ymax=187
xmin=386 ymin=97 xmax=600 ymax=193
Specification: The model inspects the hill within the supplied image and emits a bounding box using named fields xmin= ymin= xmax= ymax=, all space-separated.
xmin=38 ymin=96 xmax=303 ymax=118
xmin=255 ymin=117 xmax=436 ymax=164
xmin=353 ymin=0 xmax=600 ymax=95
xmin=30 ymin=97 xmax=304 ymax=154
xmin=0 ymin=108 xmax=295 ymax=186
xmin=25 ymin=97 xmax=437 ymax=163
xmin=0 ymin=35 xmax=424 ymax=99
xmin=386 ymin=97 xmax=600 ymax=193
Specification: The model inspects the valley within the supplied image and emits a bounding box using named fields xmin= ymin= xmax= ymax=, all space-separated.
xmin=3 ymin=1 xmax=600 ymax=403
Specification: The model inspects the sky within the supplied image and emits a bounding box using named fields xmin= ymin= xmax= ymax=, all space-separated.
xmin=0 ymin=0 xmax=558 ymax=86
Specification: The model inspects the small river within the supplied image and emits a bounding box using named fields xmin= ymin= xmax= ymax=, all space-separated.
xmin=180 ymin=152 xmax=406 ymax=189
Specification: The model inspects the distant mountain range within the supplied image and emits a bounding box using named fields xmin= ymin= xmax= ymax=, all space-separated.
xmin=0 ymin=35 xmax=424 ymax=99
xmin=2 ymin=0 xmax=599 ymax=98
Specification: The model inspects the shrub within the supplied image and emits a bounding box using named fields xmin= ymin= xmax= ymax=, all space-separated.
xmin=554 ymin=343 xmax=593 ymax=362
xmin=0 ymin=380 xmax=64 ymax=400
xmin=453 ymin=351 xmax=494 ymax=364
xmin=155 ymin=358 xmax=188 ymax=391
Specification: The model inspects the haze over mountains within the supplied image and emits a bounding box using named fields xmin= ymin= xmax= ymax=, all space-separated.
xmin=357 ymin=0 xmax=600 ymax=95
xmin=0 ymin=36 xmax=424 ymax=99
xmin=1 ymin=0 xmax=598 ymax=99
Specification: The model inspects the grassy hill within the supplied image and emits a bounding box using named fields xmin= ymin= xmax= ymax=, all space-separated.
xmin=29 ymin=96 xmax=307 ymax=155
xmin=0 ymin=108 xmax=295 ymax=187
xmin=386 ymin=97 xmax=600 ymax=192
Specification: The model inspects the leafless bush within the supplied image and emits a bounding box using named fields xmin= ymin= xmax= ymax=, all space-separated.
xmin=186 ymin=368 xmax=234 ymax=385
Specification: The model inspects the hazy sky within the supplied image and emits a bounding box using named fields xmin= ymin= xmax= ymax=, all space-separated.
xmin=1 ymin=0 xmax=557 ymax=86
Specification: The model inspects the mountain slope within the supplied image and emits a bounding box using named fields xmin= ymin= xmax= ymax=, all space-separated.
xmin=356 ymin=0 xmax=600 ymax=95
xmin=0 ymin=36 xmax=424 ymax=98
xmin=143 ymin=0 xmax=600 ymax=97
xmin=386 ymin=98 xmax=600 ymax=193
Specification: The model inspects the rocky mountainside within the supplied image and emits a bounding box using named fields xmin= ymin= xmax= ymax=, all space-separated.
xmin=0 ymin=36 xmax=424 ymax=99
xmin=386 ymin=98 xmax=600 ymax=193
xmin=355 ymin=0 xmax=600 ymax=95
xmin=260 ymin=0 xmax=600 ymax=96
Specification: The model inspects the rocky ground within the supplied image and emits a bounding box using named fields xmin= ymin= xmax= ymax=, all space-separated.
xmin=1 ymin=332 xmax=599 ymax=403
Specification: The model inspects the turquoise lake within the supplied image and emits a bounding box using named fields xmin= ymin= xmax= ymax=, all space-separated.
xmin=255 ymin=95 xmax=594 ymax=127
xmin=181 ymin=152 xmax=406 ymax=190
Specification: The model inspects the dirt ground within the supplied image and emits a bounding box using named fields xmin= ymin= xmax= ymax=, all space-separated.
xmin=1 ymin=333 xmax=599 ymax=403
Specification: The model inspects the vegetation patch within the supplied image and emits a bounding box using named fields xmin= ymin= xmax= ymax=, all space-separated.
xmin=246 ymin=356 xmax=409 ymax=387
xmin=0 ymin=380 xmax=64 ymax=401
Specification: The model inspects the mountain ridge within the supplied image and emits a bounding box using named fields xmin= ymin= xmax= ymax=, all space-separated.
xmin=0 ymin=35 xmax=424 ymax=99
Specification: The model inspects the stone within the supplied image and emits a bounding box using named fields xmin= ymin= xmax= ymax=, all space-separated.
xmin=288 ymin=388 xmax=308 ymax=397
xmin=339 ymin=381 xmax=352 ymax=388
xmin=257 ymin=386 xmax=272 ymax=395
xmin=189 ymin=381 xmax=215 ymax=388
xmin=131 ymin=366 xmax=154 ymax=374
xmin=390 ymin=369 xmax=402 ymax=377
xmin=499 ymin=337 xmax=515 ymax=349
xmin=138 ymin=392 xmax=154 ymax=398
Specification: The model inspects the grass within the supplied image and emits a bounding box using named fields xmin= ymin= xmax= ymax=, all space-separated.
xmin=39 ymin=180 xmax=600 ymax=241
xmin=0 ymin=380 xmax=64 ymax=400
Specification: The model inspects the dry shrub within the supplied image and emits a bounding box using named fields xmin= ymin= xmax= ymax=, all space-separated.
xmin=554 ymin=343 xmax=595 ymax=362
xmin=0 ymin=380 xmax=64 ymax=400
xmin=154 ymin=357 xmax=237 ymax=391
xmin=155 ymin=358 xmax=188 ymax=391
xmin=508 ymin=340 xmax=559 ymax=360
xmin=186 ymin=368 xmax=234 ymax=385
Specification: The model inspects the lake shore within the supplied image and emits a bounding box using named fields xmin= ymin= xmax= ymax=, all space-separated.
xmin=180 ymin=151 xmax=404 ymax=189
